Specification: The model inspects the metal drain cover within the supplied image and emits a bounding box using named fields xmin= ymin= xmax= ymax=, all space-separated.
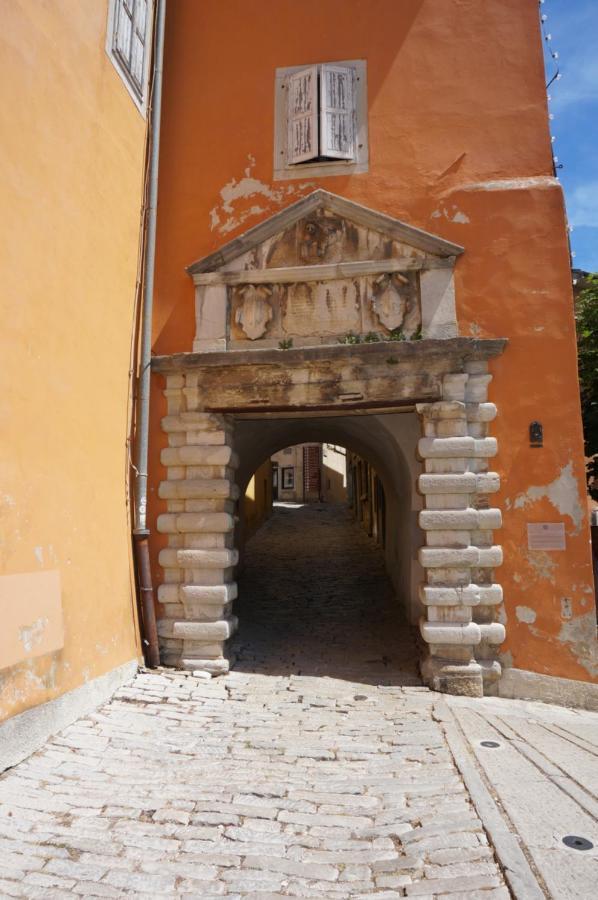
xmin=480 ymin=740 xmax=501 ymax=748
xmin=562 ymin=835 xmax=594 ymax=851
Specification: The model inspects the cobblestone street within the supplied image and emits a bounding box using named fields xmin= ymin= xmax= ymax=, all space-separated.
xmin=0 ymin=505 xmax=596 ymax=897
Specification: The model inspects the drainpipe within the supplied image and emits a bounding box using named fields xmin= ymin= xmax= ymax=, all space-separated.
xmin=133 ymin=0 xmax=167 ymax=668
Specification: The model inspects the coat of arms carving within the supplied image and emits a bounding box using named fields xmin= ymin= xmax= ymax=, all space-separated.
xmin=234 ymin=285 xmax=274 ymax=340
xmin=371 ymin=272 xmax=421 ymax=337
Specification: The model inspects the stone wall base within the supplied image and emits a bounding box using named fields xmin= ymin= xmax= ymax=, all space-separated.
xmin=0 ymin=659 xmax=139 ymax=773
xmin=494 ymin=667 xmax=598 ymax=712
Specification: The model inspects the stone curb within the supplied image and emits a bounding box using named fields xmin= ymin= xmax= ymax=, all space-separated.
xmin=434 ymin=700 xmax=546 ymax=900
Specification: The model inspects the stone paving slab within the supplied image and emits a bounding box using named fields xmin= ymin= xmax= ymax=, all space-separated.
xmin=0 ymin=669 xmax=508 ymax=897
xmin=445 ymin=693 xmax=598 ymax=900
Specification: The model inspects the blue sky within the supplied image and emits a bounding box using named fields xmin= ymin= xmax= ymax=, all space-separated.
xmin=542 ymin=0 xmax=598 ymax=271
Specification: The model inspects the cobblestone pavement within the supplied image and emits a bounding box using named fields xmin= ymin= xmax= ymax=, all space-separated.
xmin=0 ymin=505 xmax=514 ymax=897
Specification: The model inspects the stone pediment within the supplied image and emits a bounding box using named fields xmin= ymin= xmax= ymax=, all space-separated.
xmin=187 ymin=190 xmax=463 ymax=352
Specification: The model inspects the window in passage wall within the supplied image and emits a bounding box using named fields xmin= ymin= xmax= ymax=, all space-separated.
xmin=282 ymin=467 xmax=295 ymax=490
xmin=106 ymin=0 xmax=153 ymax=115
xmin=274 ymin=60 xmax=368 ymax=180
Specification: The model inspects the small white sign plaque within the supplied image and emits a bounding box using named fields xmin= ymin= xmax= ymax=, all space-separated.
xmin=527 ymin=522 xmax=566 ymax=551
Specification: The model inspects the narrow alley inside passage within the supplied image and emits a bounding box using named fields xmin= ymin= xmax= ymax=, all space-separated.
xmin=232 ymin=503 xmax=420 ymax=684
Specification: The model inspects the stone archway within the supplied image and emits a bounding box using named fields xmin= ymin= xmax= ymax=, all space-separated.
xmin=152 ymin=190 xmax=507 ymax=696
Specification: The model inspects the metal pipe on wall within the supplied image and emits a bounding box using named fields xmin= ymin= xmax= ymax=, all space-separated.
xmin=133 ymin=0 xmax=167 ymax=669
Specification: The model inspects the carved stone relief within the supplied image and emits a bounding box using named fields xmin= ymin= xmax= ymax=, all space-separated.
xmin=233 ymin=285 xmax=273 ymax=340
xmin=264 ymin=209 xmax=425 ymax=269
xmin=371 ymin=272 xmax=421 ymax=338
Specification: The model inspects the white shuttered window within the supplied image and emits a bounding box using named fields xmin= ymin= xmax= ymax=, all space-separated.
xmin=320 ymin=65 xmax=354 ymax=160
xmin=288 ymin=66 xmax=318 ymax=164
xmin=288 ymin=63 xmax=355 ymax=165
xmin=107 ymin=0 xmax=152 ymax=113
xmin=274 ymin=59 xmax=367 ymax=180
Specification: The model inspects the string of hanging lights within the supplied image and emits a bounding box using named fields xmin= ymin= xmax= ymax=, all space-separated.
xmin=539 ymin=1 xmax=575 ymax=258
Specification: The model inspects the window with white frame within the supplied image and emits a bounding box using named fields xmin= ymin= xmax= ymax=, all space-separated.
xmin=274 ymin=60 xmax=368 ymax=181
xmin=106 ymin=0 xmax=153 ymax=114
xmin=282 ymin=468 xmax=295 ymax=490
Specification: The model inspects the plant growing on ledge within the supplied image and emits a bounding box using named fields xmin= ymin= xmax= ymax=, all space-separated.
xmin=278 ymin=338 xmax=294 ymax=350
xmin=363 ymin=331 xmax=380 ymax=343
xmin=386 ymin=327 xmax=405 ymax=342
xmin=338 ymin=331 xmax=361 ymax=344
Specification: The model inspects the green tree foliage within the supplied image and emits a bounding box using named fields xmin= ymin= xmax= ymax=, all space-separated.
xmin=575 ymin=274 xmax=598 ymax=498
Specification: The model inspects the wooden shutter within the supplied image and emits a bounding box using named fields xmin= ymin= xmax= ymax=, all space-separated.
xmin=114 ymin=0 xmax=133 ymax=61
xmin=287 ymin=66 xmax=318 ymax=164
xmin=131 ymin=0 xmax=148 ymax=90
xmin=320 ymin=64 xmax=354 ymax=159
xmin=113 ymin=0 xmax=148 ymax=98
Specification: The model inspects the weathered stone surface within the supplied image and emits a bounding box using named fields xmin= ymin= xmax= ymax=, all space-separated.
xmin=419 ymin=546 xmax=502 ymax=569
xmin=418 ymin=437 xmax=497 ymax=459
xmin=418 ymin=473 xmax=500 ymax=494
xmin=419 ymin=509 xmax=501 ymax=531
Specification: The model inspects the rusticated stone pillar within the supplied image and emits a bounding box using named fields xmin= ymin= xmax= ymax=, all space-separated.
xmin=156 ymin=374 xmax=238 ymax=674
xmin=416 ymin=362 xmax=504 ymax=697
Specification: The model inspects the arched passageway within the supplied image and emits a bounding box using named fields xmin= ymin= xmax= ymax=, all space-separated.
xmin=232 ymin=438 xmax=421 ymax=684
xmin=154 ymin=333 xmax=506 ymax=697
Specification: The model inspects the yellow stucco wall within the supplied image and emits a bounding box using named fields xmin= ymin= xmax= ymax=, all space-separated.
xmin=0 ymin=0 xmax=147 ymax=721
xmin=243 ymin=460 xmax=274 ymax=544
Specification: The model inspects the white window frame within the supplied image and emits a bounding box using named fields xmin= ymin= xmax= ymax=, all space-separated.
xmin=274 ymin=59 xmax=368 ymax=181
xmin=105 ymin=0 xmax=154 ymax=117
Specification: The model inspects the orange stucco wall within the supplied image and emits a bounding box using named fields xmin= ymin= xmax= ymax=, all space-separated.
xmin=150 ymin=0 xmax=596 ymax=682
xmin=0 ymin=0 xmax=146 ymax=720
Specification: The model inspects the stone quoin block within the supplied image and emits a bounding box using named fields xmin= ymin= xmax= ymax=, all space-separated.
xmin=418 ymin=437 xmax=498 ymax=459
xmin=160 ymin=445 xmax=239 ymax=468
xmin=465 ymin=402 xmax=497 ymax=422
xmin=180 ymin=583 xmax=238 ymax=604
xmin=159 ymin=478 xmax=239 ymax=500
xmin=419 ymin=583 xmax=503 ymax=607
xmin=418 ymin=472 xmax=500 ymax=494
xmin=172 ymin=616 xmax=238 ymax=641
xmin=465 ymin=374 xmax=492 ymax=403
xmin=157 ymin=512 xmax=235 ymax=535
xmin=419 ymin=508 xmax=502 ymax=531
xmin=441 ymin=373 xmax=469 ymax=401
xmin=478 ymin=622 xmax=506 ymax=645
xmin=158 ymin=548 xmax=238 ymax=569
xmin=419 ymin=619 xmax=482 ymax=645
xmin=416 ymin=400 xmax=466 ymax=420
xmin=419 ymin=546 xmax=503 ymax=569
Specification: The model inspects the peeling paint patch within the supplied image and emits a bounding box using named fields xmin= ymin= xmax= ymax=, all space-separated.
xmin=209 ymin=156 xmax=315 ymax=235
xmin=515 ymin=605 xmax=536 ymax=624
xmin=19 ymin=617 xmax=48 ymax=652
xmin=512 ymin=462 xmax=584 ymax=533
xmin=527 ymin=550 xmax=557 ymax=580
xmin=458 ymin=176 xmax=559 ymax=192
xmin=34 ymin=546 xmax=44 ymax=566
xmin=558 ymin=611 xmax=598 ymax=677
xmin=429 ymin=203 xmax=470 ymax=225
